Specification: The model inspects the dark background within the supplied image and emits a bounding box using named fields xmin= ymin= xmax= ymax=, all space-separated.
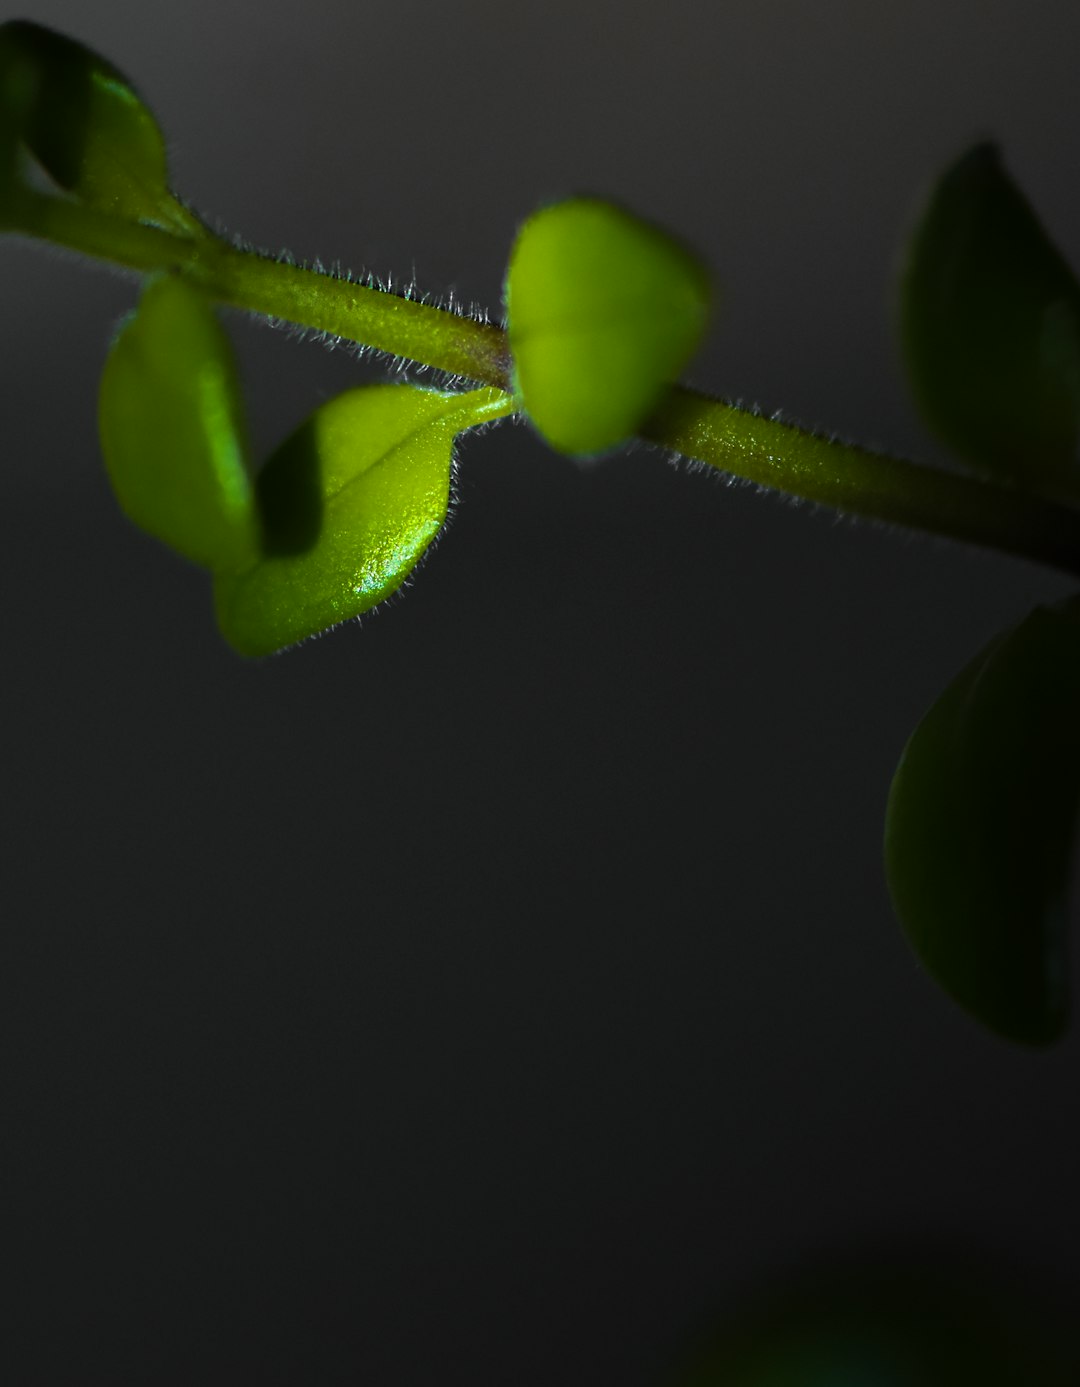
xmin=3 ymin=1 xmax=1080 ymax=1382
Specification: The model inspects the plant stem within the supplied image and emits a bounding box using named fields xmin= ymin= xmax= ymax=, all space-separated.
xmin=642 ymin=388 xmax=1080 ymax=579
xmin=195 ymin=241 xmax=511 ymax=387
xmin=10 ymin=191 xmax=1080 ymax=578
xmin=11 ymin=192 xmax=512 ymax=385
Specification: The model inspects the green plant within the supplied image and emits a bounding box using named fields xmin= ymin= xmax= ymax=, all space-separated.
xmin=4 ymin=19 xmax=1080 ymax=1048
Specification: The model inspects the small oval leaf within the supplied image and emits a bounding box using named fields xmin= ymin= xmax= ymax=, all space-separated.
xmin=214 ymin=385 xmax=511 ymax=657
xmin=885 ymin=599 xmax=1080 ymax=1045
xmin=0 ymin=20 xmax=193 ymax=231
xmin=899 ymin=143 xmax=1080 ymax=496
xmin=99 ymin=274 xmax=259 ymax=572
xmin=504 ymin=198 xmax=710 ymax=456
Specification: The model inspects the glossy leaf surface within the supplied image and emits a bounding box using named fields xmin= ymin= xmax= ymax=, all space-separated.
xmin=215 ymin=385 xmax=510 ymax=657
xmin=505 ymin=198 xmax=709 ymax=456
xmin=885 ymin=599 xmax=1080 ymax=1044
xmin=900 ymin=144 xmax=1080 ymax=496
xmin=0 ymin=20 xmax=191 ymax=230
xmin=99 ymin=274 xmax=259 ymax=572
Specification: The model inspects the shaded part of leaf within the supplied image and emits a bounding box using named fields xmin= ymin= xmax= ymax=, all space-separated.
xmin=99 ymin=274 xmax=260 ymax=572
xmin=0 ymin=20 xmax=193 ymax=231
xmin=0 ymin=53 xmax=23 ymax=214
xmin=255 ymin=418 xmax=325 ymax=557
xmin=899 ymin=143 xmax=1080 ymax=496
xmin=0 ymin=25 xmax=41 ymax=224
xmin=215 ymin=385 xmax=510 ymax=658
xmin=885 ymin=598 xmax=1080 ymax=1044
xmin=505 ymin=198 xmax=710 ymax=457
xmin=0 ymin=119 xmax=15 ymax=223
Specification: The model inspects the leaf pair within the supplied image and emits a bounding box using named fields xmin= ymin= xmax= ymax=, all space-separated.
xmin=100 ymin=275 xmax=510 ymax=656
xmin=0 ymin=19 xmax=196 ymax=233
xmin=889 ymin=149 xmax=1080 ymax=1043
xmin=504 ymin=198 xmax=711 ymax=456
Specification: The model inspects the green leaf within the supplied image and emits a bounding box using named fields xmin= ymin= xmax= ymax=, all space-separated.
xmin=214 ymin=385 xmax=511 ymax=657
xmin=0 ymin=20 xmax=192 ymax=231
xmin=0 ymin=25 xmax=32 ymax=224
xmin=899 ymin=143 xmax=1080 ymax=496
xmin=504 ymin=198 xmax=710 ymax=456
xmin=0 ymin=106 xmax=16 ymax=222
xmin=99 ymin=274 xmax=259 ymax=572
xmin=885 ymin=599 xmax=1080 ymax=1045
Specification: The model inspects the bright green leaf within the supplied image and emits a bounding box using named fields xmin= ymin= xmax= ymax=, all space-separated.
xmin=504 ymin=198 xmax=710 ymax=456
xmin=214 ymin=385 xmax=512 ymax=657
xmin=99 ymin=274 xmax=259 ymax=572
xmin=885 ymin=598 xmax=1080 ymax=1045
xmin=899 ymin=143 xmax=1080 ymax=497
xmin=0 ymin=20 xmax=194 ymax=231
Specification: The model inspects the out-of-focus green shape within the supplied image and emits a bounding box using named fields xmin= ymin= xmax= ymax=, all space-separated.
xmin=885 ymin=598 xmax=1080 ymax=1045
xmin=670 ymin=1261 xmax=1077 ymax=1386
xmin=99 ymin=274 xmax=259 ymax=572
xmin=0 ymin=22 xmax=33 ymax=224
xmin=214 ymin=385 xmax=511 ymax=657
xmin=900 ymin=143 xmax=1080 ymax=497
xmin=0 ymin=19 xmax=193 ymax=231
xmin=0 ymin=105 xmax=16 ymax=221
xmin=504 ymin=197 xmax=709 ymax=456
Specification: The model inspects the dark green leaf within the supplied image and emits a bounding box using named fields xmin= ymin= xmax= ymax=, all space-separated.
xmin=0 ymin=24 xmax=32 ymax=223
xmin=885 ymin=598 xmax=1080 ymax=1045
xmin=99 ymin=274 xmax=259 ymax=572
xmin=899 ymin=143 xmax=1080 ymax=496
xmin=214 ymin=385 xmax=511 ymax=657
xmin=0 ymin=113 xmax=16 ymax=223
xmin=0 ymin=20 xmax=193 ymax=231
xmin=504 ymin=198 xmax=710 ymax=456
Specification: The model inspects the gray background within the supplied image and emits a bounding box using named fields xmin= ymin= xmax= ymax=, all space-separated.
xmin=3 ymin=1 xmax=1079 ymax=1382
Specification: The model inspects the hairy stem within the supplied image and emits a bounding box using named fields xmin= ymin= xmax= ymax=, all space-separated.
xmin=642 ymin=388 xmax=1080 ymax=578
xmin=11 ymin=193 xmax=512 ymax=384
xmin=10 ymin=192 xmax=1080 ymax=578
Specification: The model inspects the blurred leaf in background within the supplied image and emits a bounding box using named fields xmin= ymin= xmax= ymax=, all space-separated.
xmin=885 ymin=598 xmax=1080 ymax=1045
xmin=668 ymin=1254 xmax=1077 ymax=1386
xmin=900 ymin=143 xmax=1080 ymax=501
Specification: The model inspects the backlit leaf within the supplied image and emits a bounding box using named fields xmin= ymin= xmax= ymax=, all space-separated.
xmin=899 ymin=143 xmax=1080 ymax=497
xmin=214 ymin=385 xmax=511 ymax=657
xmin=0 ymin=20 xmax=193 ymax=231
xmin=505 ymin=198 xmax=710 ymax=456
xmin=99 ymin=274 xmax=259 ymax=572
xmin=885 ymin=598 xmax=1080 ymax=1045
